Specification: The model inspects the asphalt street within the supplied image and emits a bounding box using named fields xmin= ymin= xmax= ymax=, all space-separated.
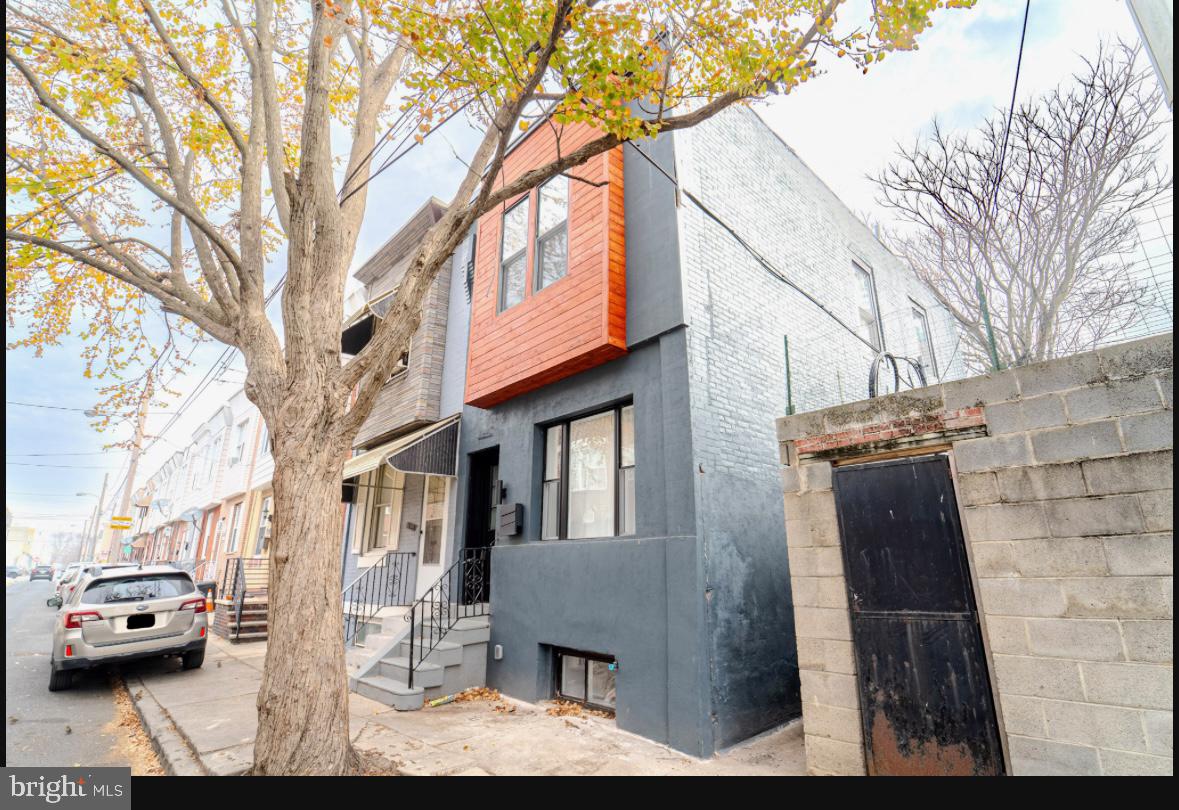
xmin=5 ymin=576 xmax=134 ymax=767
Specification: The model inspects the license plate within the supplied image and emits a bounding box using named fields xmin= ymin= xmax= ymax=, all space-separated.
xmin=127 ymin=614 xmax=156 ymax=630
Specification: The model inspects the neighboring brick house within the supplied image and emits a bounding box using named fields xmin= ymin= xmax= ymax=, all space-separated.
xmin=450 ymin=107 xmax=961 ymax=756
xmin=777 ymin=334 xmax=1172 ymax=776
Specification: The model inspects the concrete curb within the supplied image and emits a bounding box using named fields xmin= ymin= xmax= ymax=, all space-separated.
xmin=124 ymin=674 xmax=207 ymax=776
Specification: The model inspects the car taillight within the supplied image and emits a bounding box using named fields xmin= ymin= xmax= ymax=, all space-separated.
xmin=64 ymin=611 xmax=102 ymax=629
xmin=180 ymin=598 xmax=207 ymax=614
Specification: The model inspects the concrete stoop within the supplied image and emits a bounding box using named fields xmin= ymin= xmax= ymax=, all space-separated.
xmin=351 ymin=613 xmax=490 ymax=712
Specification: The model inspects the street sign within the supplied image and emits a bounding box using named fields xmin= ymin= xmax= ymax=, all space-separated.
xmin=110 ymin=519 xmax=133 ymax=530
xmin=112 ymin=516 xmax=133 ymax=522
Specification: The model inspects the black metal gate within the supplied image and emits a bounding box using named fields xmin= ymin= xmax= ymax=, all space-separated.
xmin=833 ymin=454 xmax=1004 ymax=776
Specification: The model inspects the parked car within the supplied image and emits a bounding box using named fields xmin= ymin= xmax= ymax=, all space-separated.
xmin=49 ymin=565 xmax=208 ymax=691
xmin=29 ymin=565 xmax=55 ymax=582
xmin=5 ymin=566 xmax=20 ymax=579
xmin=50 ymin=563 xmax=138 ymax=608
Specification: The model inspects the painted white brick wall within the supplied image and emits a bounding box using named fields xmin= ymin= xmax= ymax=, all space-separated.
xmin=673 ymin=106 xmax=963 ymax=477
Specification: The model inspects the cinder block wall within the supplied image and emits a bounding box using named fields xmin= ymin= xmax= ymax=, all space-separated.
xmin=776 ymin=334 xmax=1173 ymax=776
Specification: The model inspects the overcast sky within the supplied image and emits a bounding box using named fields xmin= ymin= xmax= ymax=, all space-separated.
xmin=6 ymin=0 xmax=1172 ymax=541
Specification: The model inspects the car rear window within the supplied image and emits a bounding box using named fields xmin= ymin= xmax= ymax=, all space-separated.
xmin=80 ymin=573 xmax=196 ymax=604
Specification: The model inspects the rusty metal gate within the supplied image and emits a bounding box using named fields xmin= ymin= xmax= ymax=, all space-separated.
xmin=833 ymin=454 xmax=1004 ymax=776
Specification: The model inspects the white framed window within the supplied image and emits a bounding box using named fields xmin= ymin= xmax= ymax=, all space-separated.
xmin=853 ymin=262 xmax=882 ymax=350
xmin=226 ymin=502 xmax=243 ymax=554
xmin=534 ymin=175 xmax=569 ymax=291
xmin=910 ymin=300 xmax=939 ymax=380
xmin=499 ymin=197 xmax=530 ymax=312
xmin=230 ymin=420 xmax=250 ymax=466
xmin=366 ymin=466 xmax=405 ymax=553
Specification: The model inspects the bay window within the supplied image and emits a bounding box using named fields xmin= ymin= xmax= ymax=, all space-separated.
xmin=541 ymin=404 xmax=635 ymax=540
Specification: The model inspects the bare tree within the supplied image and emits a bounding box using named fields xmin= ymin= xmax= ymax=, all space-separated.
xmin=876 ymin=42 xmax=1172 ymax=369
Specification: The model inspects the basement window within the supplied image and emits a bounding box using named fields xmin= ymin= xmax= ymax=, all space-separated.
xmin=555 ymin=649 xmax=617 ymax=712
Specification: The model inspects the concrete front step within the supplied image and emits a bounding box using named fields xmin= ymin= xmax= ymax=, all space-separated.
xmin=355 ymin=674 xmax=424 ymax=711
xmin=394 ymin=638 xmax=463 ymax=667
xmin=379 ymin=656 xmax=444 ymax=688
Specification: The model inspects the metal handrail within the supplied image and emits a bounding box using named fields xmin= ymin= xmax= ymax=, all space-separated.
xmin=342 ymin=551 xmax=416 ymax=647
xmin=405 ymin=547 xmax=491 ymax=689
xmin=216 ymin=557 xmax=268 ymax=641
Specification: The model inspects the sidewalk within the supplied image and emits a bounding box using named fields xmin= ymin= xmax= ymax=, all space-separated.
xmin=124 ymin=636 xmax=805 ymax=776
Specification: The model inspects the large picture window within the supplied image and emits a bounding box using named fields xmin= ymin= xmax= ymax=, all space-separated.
xmin=541 ymin=404 xmax=635 ymax=540
xmin=534 ymin=175 xmax=568 ymax=291
xmin=499 ymin=197 xmax=529 ymax=311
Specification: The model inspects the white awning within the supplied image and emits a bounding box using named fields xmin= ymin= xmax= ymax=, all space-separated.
xmin=341 ymin=414 xmax=461 ymax=480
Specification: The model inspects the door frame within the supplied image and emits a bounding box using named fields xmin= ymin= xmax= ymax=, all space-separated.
xmin=413 ymin=474 xmax=448 ymax=598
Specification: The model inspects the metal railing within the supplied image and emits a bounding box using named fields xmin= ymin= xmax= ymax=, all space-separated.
xmin=405 ymin=547 xmax=491 ymax=689
xmin=341 ymin=551 xmax=416 ymax=647
xmin=218 ymin=557 xmax=269 ymax=641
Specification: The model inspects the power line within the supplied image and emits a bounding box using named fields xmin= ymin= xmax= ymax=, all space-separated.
xmin=625 ymin=141 xmax=879 ymax=354
xmin=6 ymin=451 xmax=114 ymax=457
xmin=989 ymin=0 xmax=1032 ymax=220
xmin=6 ymin=462 xmax=123 ymax=469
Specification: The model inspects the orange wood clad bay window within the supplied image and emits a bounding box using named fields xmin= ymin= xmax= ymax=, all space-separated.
xmin=465 ymin=123 xmax=626 ymax=409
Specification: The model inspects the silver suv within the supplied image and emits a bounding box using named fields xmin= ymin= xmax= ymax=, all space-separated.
xmin=49 ymin=565 xmax=208 ymax=691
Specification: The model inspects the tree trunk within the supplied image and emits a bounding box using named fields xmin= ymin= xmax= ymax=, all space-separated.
xmin=251 ymin=436 xmax=358 ymax=776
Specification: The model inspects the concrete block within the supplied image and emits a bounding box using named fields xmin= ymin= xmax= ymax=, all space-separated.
xmin=1013 ymin=538 xmax=1108 ymax=577
xmin=800 ymin=669 xmax=859 ymax=710
xmin=1121 ymin=620 xmax=1173 ymax=664
xmin=1082 ymin=450 xmax=1173 ymax=496
xmin=1065 ymin=377 xmax=1164 ymax=422
xmin=1044 ymin=495 xmax=1144 ymax=537
xmin=992 ymin=655 xmax=1085 ymax=701
xmin=1143 ymin=710 xmax=1173 ymax=756
xmin=1025 ymin=618 xmax=1124 ymax=661
xmin=982 ymin=615 xmax=1029 ymax=654
xmin=1061 ymin=577 xmax=1173 ymax=620
xmin=964 ymin=502 xmax=1048 ymax=542
xmin=780 ymin=466 xmax=801 ymax=494
xmin=1031 ymin=422 xmax=1123 ymax=464
xmin=1138 ymin=489 xmax=1173 ymax=532
xmin=795 ymin=637 xmax=856 ymax=675
xmin=978 ymin=578 xmax=1066 ymax=617
xmin=1041 ymin=699 xmax=1148 ymax=752
xmin=817 ymin=577 xmax=850 ymax=609
xmin=805 ymin=734 xmax=867 ymax=776
xmin=1015 ymin=352 xmax=1104 ymax=397
xmin=970 ymin=541 xmax=1017 ymax=577
xmin=954 ymin=434 xmax=1032 ymax=473
xmin=957 ymin=472 xmax=1000 ymax=506
xmin=999 ymin=694 xmax=1046 ymax=737
xmin=1007 ymin=735 xmax=1101 ymax=775
xmin=801 ymin=461 xmax=833 ymax=492
xmin=802 ymin=702 xmax=863 ymax=744
xmin=793 ymin=606 xmax=853 ymax=642
xmin=1096 ymin=335 xmax=1173 ymax=381
xmin=791 ymin=576 xmax=820 ymax=607
xmin=986 ymin=395 xmax=1067 ymax=435
xmin=777 ymin=411 xmax=827 ymax=442
xmin=1120 ymin=410 xmax=1174 ymax=454
xmin=996 ymin=463 xmax=1086 ymax=502
xmin=1099 ymin=749 xmax=1174 ymax=776
xmin=787 ymin=546 xmax=844 ymax=578
xmin=1101 ymin=533 xmax=1172 ymax=576
xmin=1081 ymin=662 xmax=1173 ymax=710
xmin=942 ymin=371 xmax=1020 ymax=410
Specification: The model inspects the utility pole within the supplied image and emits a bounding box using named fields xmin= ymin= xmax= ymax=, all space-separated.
xmin=106 ymin=387 xmax=151 ymax=562
xmin=83 ymin=473 xmax=109 ymax=561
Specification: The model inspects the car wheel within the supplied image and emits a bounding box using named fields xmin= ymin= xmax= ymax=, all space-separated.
xmin=182 ymin=648 xmax=205 ymax=670
xmin=48 ymin=665 xmax=72 ymax=692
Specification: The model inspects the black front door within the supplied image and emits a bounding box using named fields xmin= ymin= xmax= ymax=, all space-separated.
xmin=833 ymin=454 xmax=1004 ymax=776
xmin=462 ymin=448 xmax=499 ymax=604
